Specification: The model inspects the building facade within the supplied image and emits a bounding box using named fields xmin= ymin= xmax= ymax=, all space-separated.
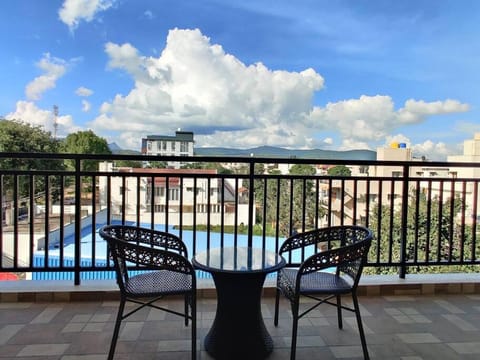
xmin=141 ymin=130 xmax=194 ymax=168
xmin=98 ymin=162 xmax=250 ymax=226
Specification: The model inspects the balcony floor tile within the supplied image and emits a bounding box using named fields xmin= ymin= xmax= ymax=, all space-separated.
xmin=1 ymin=294 xmax=480 ymax=359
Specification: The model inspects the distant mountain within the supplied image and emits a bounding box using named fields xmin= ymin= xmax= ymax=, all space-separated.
xmin=109 ymin=143 xmax=141 ymax=155
xmin=109 ymin=143 xmax=376 ymax=160
xmin=195 ymin=145 xmax=376 ymax=160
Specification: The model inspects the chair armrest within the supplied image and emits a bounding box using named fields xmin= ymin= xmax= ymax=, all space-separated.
xmin=101 ymin=225 xmax=189 ymax=258
xmin=115 ymin=239 xmax=195 ymax=275
xmin=298 ymin=239 xmax=370 ymax=276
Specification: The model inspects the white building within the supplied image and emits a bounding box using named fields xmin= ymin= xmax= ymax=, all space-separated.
xmin=141 ymin=130 xmax=194 ymax=168
xmin=98 ymin=162 xmax=250 ymax=226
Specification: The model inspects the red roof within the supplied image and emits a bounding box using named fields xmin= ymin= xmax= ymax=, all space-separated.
xmin=0 ymin=272 xmax=18 ymax=280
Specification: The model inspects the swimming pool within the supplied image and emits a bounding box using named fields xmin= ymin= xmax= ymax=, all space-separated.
xmin=33 ymin=221 xmax=287 ymax=280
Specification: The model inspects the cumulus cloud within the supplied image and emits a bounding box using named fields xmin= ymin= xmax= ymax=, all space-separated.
xmin=5 ymin=101 xmax=80 ymax=137
xmin=89 ymin=28 xmax=469 ymax=151
xmin=398 ymin=99 xmax=470 ymax=124
xmin=25 ymin=53 xmax=67 ymax=101
xmin=383 ymin=134 xmax=458 ymax=161
xmin=323 ymin=137 xmax=334 ymax=145
xmin=82 ymin=100 xmax=91 ymax=112
xmin=58 ymin=0 xmax=116 ymax=31
xmin=76 ymin=86 xmax=93 ymax=97
xmin=308 ymin=95 xmax=469 ymax=151
xmin=92 ymin=28 xmax=325 ymax=148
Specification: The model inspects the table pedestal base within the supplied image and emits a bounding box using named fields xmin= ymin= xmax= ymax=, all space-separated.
xmin=204 ymin=271 xmax=272 ymax=360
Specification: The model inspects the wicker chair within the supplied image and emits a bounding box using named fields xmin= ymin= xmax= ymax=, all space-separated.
xmin=274 ymin=225 xmax=373 ymax=360
xmin=99 ymin=225 xmax=196 ymax=360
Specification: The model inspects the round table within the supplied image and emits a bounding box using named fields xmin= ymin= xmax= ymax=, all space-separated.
xmin=192 ymin=246 xmax=285 ymax=360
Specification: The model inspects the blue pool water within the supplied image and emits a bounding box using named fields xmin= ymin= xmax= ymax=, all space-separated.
xmin=32 ymin=221 xmax=293 ymax=280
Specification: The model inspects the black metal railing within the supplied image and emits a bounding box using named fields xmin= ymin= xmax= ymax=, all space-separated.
xmin=1 ymin=152 xmax=480 ymax=284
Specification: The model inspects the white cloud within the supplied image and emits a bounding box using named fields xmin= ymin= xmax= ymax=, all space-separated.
xmin=398 ymin=99 xmax=470 ymax=124
xmin=82 ymin=100 xmax=91 ymax=112
xmin=5 ymin=101 xmax=80 ymax=137
xmin=323 ymin=137 xmax=334 ymax=145
xmin=92 ymin=28 xmax=325 ymax=149
xmin=58 ymin=0 xmax=116 ymax=31
xmin=144 ymin=10 xmax=154 ymax=19
xmin=25 ymin=53 xmax=67 ymax=101
xmin=88 ymin=28 xmax=469 ymax=152
xmin=382 ymin=133 xmax=458 ymax=161
xmin=76 ymin=86 xmax=93 ymax=97
xmin=308 ymin=95 xmax=469 ymax=151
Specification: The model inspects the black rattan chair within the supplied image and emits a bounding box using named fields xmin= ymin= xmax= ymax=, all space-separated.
xmin=274 ymin=225 xmax=373 ymax=360
xmin=99 ymin=225 xmax=196 ymax=360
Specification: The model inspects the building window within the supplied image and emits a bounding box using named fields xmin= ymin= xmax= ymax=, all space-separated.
xmin=180 ymin=141 xmax=189 ymax=152
xmin=154 ymin=204 xmax=165 ymax=212
xmin=169 ymin=188 xmax=179 ymax=201
xmin=119 ymin=186 xmax=124 ymax=195
xmin=171 ymin=141 xmax=176 ymax=151
xmin=154 ymin=187 xmax=165 ymax=197
xmin=147 ymin=142 xmax=152 ymax=151
xmin=392 ymin=171 xmax=403 ymax=177
xmin=162 ymin=141 xmax=167 ymax=150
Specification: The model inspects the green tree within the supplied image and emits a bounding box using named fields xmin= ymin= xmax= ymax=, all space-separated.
xmin=255 ymin=164 xmax=323 ymax=236
xmin=367 ymin=189 xmax=472 ymax=275
xmin=115 ymin=160 xmax=144 ymax=168
xmin=327 ymin=165 xmax=351 ymax=176
xmin=0 ymin=119 xmax=63 ymax=199
xmin=60 ymin=130 xmax=111 ymax=171
xmin=181 ymin=161 xmax=233 ymax=174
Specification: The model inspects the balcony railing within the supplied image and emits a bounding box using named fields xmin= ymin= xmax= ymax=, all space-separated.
xmin=1 ymin=152 xmax=480 ymax=284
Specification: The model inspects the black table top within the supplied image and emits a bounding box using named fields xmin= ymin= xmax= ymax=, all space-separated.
xmin=192 ymin=246 xmax=285 ymax=274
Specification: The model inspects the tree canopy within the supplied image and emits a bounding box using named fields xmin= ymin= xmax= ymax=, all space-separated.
xmin=0 ymin=119 xmax=58 ymax=155
xmin=60 ymin=130 xmax=111 ymax=171
xmin=0 ymin=119 xmax=63 ymax=198
xmin=327 ymin=165 xmax=351 ymax=176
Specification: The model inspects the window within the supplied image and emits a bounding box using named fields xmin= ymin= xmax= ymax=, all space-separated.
xmin=169 ymin=188 xmax=179 ymax=200
xmin=154 ymin=187 xmax=165 ymax=197
xmin=147 ymin=142 xmax=152 ymax=151
xmin=119 ymin=186 xmax=124 ymax=195
xmin=171 ymin=141 xmax=176 ymax=151
xmin=180 ymin=141 xmax=189 ymax=152
xmin=392 ymin=171 xmax=403 ymax=177
xmin=162 ymin=141 xmax=167 ymax=150
xmin=154 ymin=204 xmax=165 ymax=212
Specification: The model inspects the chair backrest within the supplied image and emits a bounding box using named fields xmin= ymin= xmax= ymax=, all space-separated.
xmin=99 ymin=225 xmax=195 ymax=292
xmin=280 ymin=226 xmax=373 ymax=287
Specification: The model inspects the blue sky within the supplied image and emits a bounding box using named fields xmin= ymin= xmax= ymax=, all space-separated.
xmin=1 ymin=0 xmax=479 ymax=160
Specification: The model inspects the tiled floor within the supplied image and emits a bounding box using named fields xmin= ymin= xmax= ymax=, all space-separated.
xmin=2 ymin=293 xmax=480 ymax=359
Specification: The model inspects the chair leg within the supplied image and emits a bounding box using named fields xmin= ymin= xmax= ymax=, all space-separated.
xmin=108 ymin=297 xmax=126 ymax=360
xmin=352 ymin=292 xmax=369 ymax=360
xmin=191 ymin=292 xmax=197 ymax=360
xmin=274 ymin=288 xmax=280 ymax=326
xmin=184 ymin=294 xmax=189 ymax=326
xmin=336 ymin=294 xmax=343 ymax=329
xmin=290 ymin=298 xmax=300 ymax=360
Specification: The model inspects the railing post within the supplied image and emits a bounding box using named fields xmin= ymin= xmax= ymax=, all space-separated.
xmin=399 ymin=164 xmax=409 ymax=279
xmin=74 ymin=157 xmax=82 ymax=285
xmin=248 ymin=159 xmax=255 ymax=248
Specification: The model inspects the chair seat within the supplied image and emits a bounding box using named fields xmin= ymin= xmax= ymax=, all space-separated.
xmin=279 ymin=268 xmax=353 ymax=298
xmin=125 ymin=270 xmax=192 ymax=297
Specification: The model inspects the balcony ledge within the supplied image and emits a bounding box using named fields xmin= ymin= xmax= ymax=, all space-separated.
xmin=1 ymin=273 xmax=480 ymax=302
